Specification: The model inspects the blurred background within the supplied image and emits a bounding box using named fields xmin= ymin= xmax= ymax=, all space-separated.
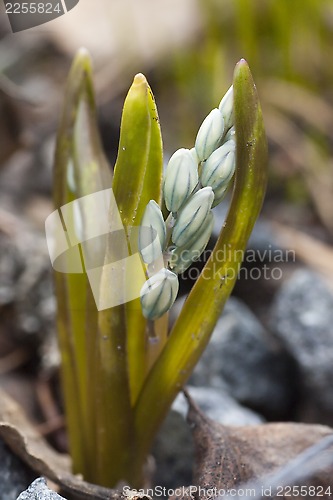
xmin=1 ymin=0 xmax=333 ymax=491
xmin=1 ymin=0 xmax=333 ymax=248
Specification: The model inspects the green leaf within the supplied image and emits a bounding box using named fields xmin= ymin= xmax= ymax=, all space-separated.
xmin=134 ymin=59 xmax=268 ymax=459
xmin=53 ymin=48 xmax=111 ymax=481
xmin=112 ymin=73 xmax=163 ymax=226
xmin=54 ymin=49 xmax=111 ymax=205
xmin=112 ymin=73 xmax=164 ymax=406
xmin=96 ymin=73 xmax=163 ymax=486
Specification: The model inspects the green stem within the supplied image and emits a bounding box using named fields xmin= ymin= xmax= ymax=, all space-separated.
xmin=95 ymin=305 xmax=136 ymax=487
xmin=54 ymin=274 xmax=88 ymax=475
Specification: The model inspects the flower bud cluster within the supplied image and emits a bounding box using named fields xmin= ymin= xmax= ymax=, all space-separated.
xmin=140 ymin=268 xmax=179 ymax=320
xmin=138 ymin=86 xmax=236 ymax=319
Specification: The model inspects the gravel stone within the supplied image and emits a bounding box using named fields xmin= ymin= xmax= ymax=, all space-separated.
xmin=271 ymin=269 xmax=333 ymax=421
xmin=0 ymin=438 xmax=35 ymax=500
xmin=17 ymin=478 xmax=66 ymax=500
xmin=190 ymin=297 xmax=297 ymax=420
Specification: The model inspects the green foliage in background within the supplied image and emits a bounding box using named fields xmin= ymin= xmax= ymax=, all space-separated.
xmin=158 ymin=0 xmax=333 ymax=235
xmin=53 ymin=50 xmax=267 ymax=488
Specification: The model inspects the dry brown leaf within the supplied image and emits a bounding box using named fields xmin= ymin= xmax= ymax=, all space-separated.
xmin=185 ymin=393 xmax=333 ymax=499
xmin=0 ymin=388 xmax=122 ymax=499
xmin=168 ymin=492 xmax=194 ymax=500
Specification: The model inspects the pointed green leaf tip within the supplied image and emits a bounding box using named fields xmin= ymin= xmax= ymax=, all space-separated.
xmin=112 ymin=71 xmax=163 ymax=228
xmin=75 ymin=46 xmax=90 ymax=66
xmin=54 ymin=46 xmax=111 ymax=208
xmin=133 ymin=72 xmax=147 ymax=84
xmin=233 ymin=58 xmax=268 ymax=214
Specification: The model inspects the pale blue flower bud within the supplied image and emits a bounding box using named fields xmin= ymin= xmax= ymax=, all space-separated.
xmin=201 ymin=140 xmax=236 ymax=191
xmin=212 ymin=184 xmax=229 ymax=208
xmin=172 ymin=187 xmax=214 ymax=247
xmin=169 ymin=211 xmax=214 ymax=274
xmin=219 ymin=85 xmax=234 ymax=131
xmin=139 ymin=200 xmax=166 ymax=264
xmin=190 ymin=147 xmax=199 ymax=165
xmin=140 ymin=268 xmax=179 ymax=319
xmin=163 ymin=148 xmax=198 ymax=212
xmin=195 ymin=109 xmax=225 ymax=162
xmin=224 ymin=126 xmax=235 ymax=142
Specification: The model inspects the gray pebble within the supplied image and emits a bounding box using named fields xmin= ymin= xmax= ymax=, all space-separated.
xmin=17 ymin=478 xmax=66 ymax=500
xmin=190 ymin=297 xmax=296 ymax=419
xmin=173 ymin=386 xmax=264 ymax=426
xmin=0 ymin=438 xmax=35 ymax=500
xmin=271 ymin=269 xmax=333 ymax=421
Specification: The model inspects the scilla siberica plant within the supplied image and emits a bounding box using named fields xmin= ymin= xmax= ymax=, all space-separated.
xmin=52 ymin=49 xmax=267 ymax=489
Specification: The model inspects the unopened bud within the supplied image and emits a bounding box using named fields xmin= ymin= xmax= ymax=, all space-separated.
xmin=195 ymin=109 xmax=225 ymax=162
xmin=169 ymin=212 xmax=214 ymax=274
xmin=172 ymin=187 xmax=214 ymax=247
xmin=201 ymin=140 xmax=236 ymax=191
xmin=163 ymin=148 xmax=198 ymax=212
xmin=140 ymin=268 xmax=179 ymax=319
xmin=224 ymin=126 xmax=235 ymax=142
xmin=190 ymin=147 xmax=199 ymax=165
xmin=212 ymin=184 xmax=229 ymax=208
xmin=139 ymin=200 xmax=166 ymax=264
xmin=219 ymin=85 xmax=234 ymax=132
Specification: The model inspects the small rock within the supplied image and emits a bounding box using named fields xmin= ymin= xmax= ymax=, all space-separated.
xmin=17 ymin=478 xmax=66 ymax=500
xmin=153 ymin=410 xmax=193 ymax=490
xmin=271 ymin=269 xmax=333 ymax=422
xmin=173 ymin=386 xmax=264 ymax=426
xmin=0 ymin=230 xmax=57 ymax=369
xmin=0 ymin=438 xmax=35 ymax=500
xmin=0 ymin=234 xmax=23 ymax=307
xmin=190 ymin=297 xmax=297 ymax=420
xmin=153 ymin=386 xmax=263 ymax=490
